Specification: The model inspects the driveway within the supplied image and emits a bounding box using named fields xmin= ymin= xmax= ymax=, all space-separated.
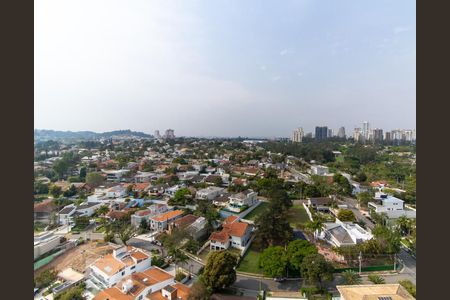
xmin=341 ymin=197 xmax=375 ymax=230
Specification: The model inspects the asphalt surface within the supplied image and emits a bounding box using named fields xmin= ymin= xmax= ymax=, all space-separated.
xmin=341 ymin=197 xmax=375 ymax=230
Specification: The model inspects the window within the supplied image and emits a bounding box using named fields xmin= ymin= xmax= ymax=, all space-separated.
xmin=131 ymin=266 xmax=136 ymax=270
xmin=121 ymin=271 xmax=125 ymax=275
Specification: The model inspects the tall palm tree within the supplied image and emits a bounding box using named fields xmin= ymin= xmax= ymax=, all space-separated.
xmin=396 ymin=216 xmax=411 ymax=236
xmin=306 ymin=219 xmax=324 ymax=241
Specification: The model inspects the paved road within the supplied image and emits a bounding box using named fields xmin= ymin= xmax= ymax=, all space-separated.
xmin=397 ymin=248 xmax=416 ymax=285
xmin=341 ymin=197 xmax=375 ymax=230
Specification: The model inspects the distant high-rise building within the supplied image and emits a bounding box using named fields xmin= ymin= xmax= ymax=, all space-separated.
xmin=373 ymin=128 xmax=384 ymax=143
xmin=164 ymin=129 xmax=175 ymax=139
xmin=154 ymin=130 xmax=161 ymax=139
xmin=362 ymin=121 xmax=370 ymax=141
xmin=305 ymin=132 xmax=313 ymax=138
xmin=337 ymin=127 xmax=346 ymax=138
xmin=353 ymin=128 xmax=362 ymax=142
xmin=385 ymin=132 xmax=391 ymax=141
xmin=291 ymin=128 xmax=304 ymax=143
xmin=328 ymin=129 xmax=333 ymax=138
xmin=315 ymin=126 xmax=328 ymax=140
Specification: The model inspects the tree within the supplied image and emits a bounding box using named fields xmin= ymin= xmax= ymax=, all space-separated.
xmin=188 ymin=280 xmax=209 ymax=300
xmin=396 ymin=216 xmax=411 ymax=236
xmin=54 ymin=285 xmax=85 ymax=300
xmin=171 ymin=188 xmax=192 ymax=206
xmin=333 ymin=173 xmax=353 ymax=195
xmin=337 ymin=209 xmax=356 ymax=222
xmin=202 ymin=251 xmax=238 ymax=291
xmin=286 ymin=240 xmax=318 ymax=275
xmin=126 ymin=184 xmax=134 ymax=195
xmin=53 ymin=159 xmax=70 ymax=179
xmin=255 ymin=208 xmax=293 ymax=248
xmin=34 ymin=181 xmax=49 ymax=195
xmin=300 ymin=253 xmax=334 ymax=287
xmin=35 ymin=269 xmax=57 ymax=288
xmin=118 ymin=225 xmax=137 ymax=245
xmin=259 ymin=246 xmax=288 ymax=278
xmin=356 ymin=191 xmax=373 ymax=208
xmin=368 ymin=274 xmax=385 ymax=284
xmin=74 ymin=216 xmax=90 ymax=229
xmin=95 ymin=205 xmax=109 ymax=216
xmin=399 ymin=280 xmax=416 ymax=298
xmin=305 ymin=220 xmax=324 ymax=241
xmin=79 ymin=166 xmax=87 ymax=180
xmin=49 ymin=185 xmax=62 ymax=198
xmin=140 ymin=218 xmax=148 ymax=231
xmin=372 ymin=224 xmax=401 ymax=254
xmin=63 ymin=184 xmax=77 ymax=197
xmin=355 ymin=171 xmax=367 ymax=182
xmin=85 ymin=172 xmax=105 ymax=187
xmin=341 ymin=270 xmax=362 ymax=285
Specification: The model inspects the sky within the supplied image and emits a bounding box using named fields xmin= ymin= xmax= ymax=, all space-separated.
xmin=35 ymin=0 xmax=416 ymax=138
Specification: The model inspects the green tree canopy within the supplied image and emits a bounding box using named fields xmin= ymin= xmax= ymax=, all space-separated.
xmin=300 ymin=253 xmax=334 ymax=287
xmin=259 ymin=246 xmax=288 ymax=278
xmin=202 ymin=251 xmax=238 ymax=291
xmin=85 ymin=172 xmax=105 ymax=187
xmin=337 ymin=209 xmax=356 ymax=222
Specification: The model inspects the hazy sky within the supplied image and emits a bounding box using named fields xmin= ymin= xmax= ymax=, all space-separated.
xmin=35 ymin=0 xmax=416 ymax=137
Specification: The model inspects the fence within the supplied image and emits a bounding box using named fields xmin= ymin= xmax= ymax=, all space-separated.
xmin=302 ymin=203 xmax=314 ymax=221
xmin=34 ymin=249 xmax=66 ymax=271
xmin=334 ymin=263 xmax=400 ymax=273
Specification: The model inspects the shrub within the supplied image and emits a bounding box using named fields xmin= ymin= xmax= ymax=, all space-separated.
xmin=175 ymin=271 xmax=186 ymax=282
xmin=399 ymin=280 xmax=416 ymax=298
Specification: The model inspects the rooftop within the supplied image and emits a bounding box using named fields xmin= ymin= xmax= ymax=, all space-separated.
xmin=336 ymin=284 xmax=415 ymax=300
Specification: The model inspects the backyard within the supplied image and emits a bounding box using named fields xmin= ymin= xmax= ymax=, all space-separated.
xmin=243 ymin=202 xmax=269 ymax=221
xmin=286 ymin=204 xmax=310 ymax=229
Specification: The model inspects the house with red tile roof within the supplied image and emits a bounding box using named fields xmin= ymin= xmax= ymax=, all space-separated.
xmin=209 ymin=216 xmax=252 ymax=251
xmin=88 ymin=246 xmax=151 ymax=290
xmin=149 ymin=210 xmax=184 ymax=232
xmin=93 ymin=267 xmax=177 ymax=300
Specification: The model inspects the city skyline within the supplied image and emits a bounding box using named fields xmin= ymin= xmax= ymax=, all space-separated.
xmin=35 ymin=0 xmax=415 ymax=137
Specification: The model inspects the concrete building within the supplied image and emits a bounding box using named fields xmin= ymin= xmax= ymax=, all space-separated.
xmin=209 ymin=216 xmax=252 ymax=251
xmin=164 ymin=129 xmax=175 ymax=139
xmin=319 ymin=219 xmax=373 ymax=247
xmin=337 ymin=126 xmax=346 ymax=138
xmin=196 ymin=186 xmax=225 ymax=200
xmin=336 ymin=284 xmax=415 ymax=300
xmin=130 ymin=204 xmax=168 ymax=227
xmin=88 ymin=246 xmax=152 ymax=289
xmin=353 ymin=127 xmax=362 ymax=142
xmin=227 ymin=190 xmax=258 ymax=212
xmin=291 ymin=127 xmax=304 ymax=143
xmin=368 ymin=194 xmax=416 ymax=219
xmin=310 ymin=165 xmax=329 ymax=176
xmin=362 ymin=121 xmax=370 ymax=141
xmin=149 ymin=210 xmax=184 ymax=232
xmin=34 ymin=231 xmax=62 ymax=260
xmin=373 ymin=128 xmax=384 ymax=143
xmin=315 ymin=126 xmax=328 ymax=140
xmin=93 ymin=267 xmax=182 ymax=300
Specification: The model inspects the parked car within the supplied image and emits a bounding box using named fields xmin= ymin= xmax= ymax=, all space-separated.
xmin=274 ymin=277 xmax=286 ymax=282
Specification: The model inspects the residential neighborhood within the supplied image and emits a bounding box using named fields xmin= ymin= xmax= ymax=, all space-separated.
xmin=34 ymin=134 xmax=416 ymax=300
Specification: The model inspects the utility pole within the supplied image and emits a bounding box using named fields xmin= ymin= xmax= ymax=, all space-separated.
xmin=358 ymin=251 xmax=362 ymax=275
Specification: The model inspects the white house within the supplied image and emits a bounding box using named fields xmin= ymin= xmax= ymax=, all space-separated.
xmin=196 ymin=186 xmax=225 ymax=200
xmin=101 ymin=169 xmax=130 ymax=182
xmin=58 ymin=205 xmax=77 ymax=225
xmin=106 ymin=185 xmax=127 ymax=198
xmin=368 ymin=195 xmax=416 ymax=219
xmin=133 ymin=171 xmax=156 ymax=183
xmin=227 ymin=190 xmax=258 ymax=212
xmin=92 ymin=267 xmax=178 ymax=300
xmin=34 ymin=231 xmax=62 ymax=260
xmin=310 ymin=165 xmax=329 ymax=176
xmin=319 ymin=219 xmax=373 ymax=247
xmin=209 ymin=216 xmax=252 ymax=251
xmin=76 ymin=202 xmax=104 ymax=217
xmin=88 ymin=246 xmax=152 ymax=289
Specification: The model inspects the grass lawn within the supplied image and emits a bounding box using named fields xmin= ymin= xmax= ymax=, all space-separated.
xmin=236 ymin=244 xmax=262 ymax=274
xmin=243 ymin=202 xmax=269 ymax=220
xmin=286 ymin=204 xmax=310 ymax=229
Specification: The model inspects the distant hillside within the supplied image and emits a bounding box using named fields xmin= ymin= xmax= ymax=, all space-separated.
xmin=34 ymin=129 xmax=153 ymax=142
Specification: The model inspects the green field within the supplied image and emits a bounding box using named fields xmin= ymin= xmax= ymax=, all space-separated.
xmin=243 ymin=202 xmax=269 ymax=220
xmin=286 ymin=204 xmax=310 ymax=229
xmin=236 ymin=244 xmax=263 ymax=274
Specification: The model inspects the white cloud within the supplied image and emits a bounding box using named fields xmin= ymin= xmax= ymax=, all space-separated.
xmin=394 ymin=26 xmax=410 ymax=34
xmin=279 ymin=49 xmax=288 ymax=56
